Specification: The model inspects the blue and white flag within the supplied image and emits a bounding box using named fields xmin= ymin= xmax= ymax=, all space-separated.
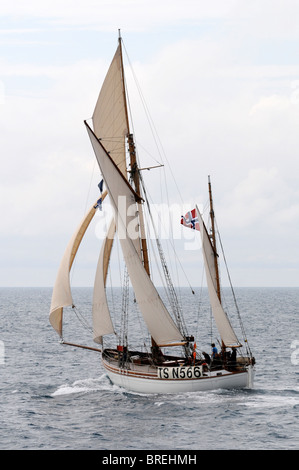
xmin=98 ymin=179 xmax=104 ymax=193
xmin=94 ymin=197 xmax=102 ymax=211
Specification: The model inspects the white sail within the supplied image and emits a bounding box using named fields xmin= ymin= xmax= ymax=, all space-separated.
xmin=92 ymin=218 xmax=116 ymax=344
xmin=49 ymin=204 xmax=97 ymax=336
xmin=85 ymin=122 xmax=184 ymax=346
xmin=49 ymin=192 xmax=107 ymax=337
xmin=92 ymin=44 xmax=128 ymax=177
xmin=196 ymin=206 xmax=241 ymax=348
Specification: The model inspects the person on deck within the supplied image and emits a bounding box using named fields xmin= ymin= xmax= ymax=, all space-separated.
xmin=230 ymin=347 xmax=237 ymax=368
xmin=211 ymin=343 xmax=218 ymax=359
xmin=202 ymin=351 xmax=211 ymax=365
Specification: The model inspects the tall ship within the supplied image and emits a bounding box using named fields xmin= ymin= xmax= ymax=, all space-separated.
xmin=49 ymin=32 xmax=255 ymax=394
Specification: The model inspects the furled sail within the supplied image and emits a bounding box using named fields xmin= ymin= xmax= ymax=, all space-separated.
xmin=92 ymin=218 xmax=116 ymax=344
xmin=92 ymin=44 xmax=128 ymax=177
xmin=196 ymin=206 xmax=241 ymax=348
xmin=85 ymin=121 xmax=184 ymax=346
xmin=49 ymin=192 xmax=107 ymax=337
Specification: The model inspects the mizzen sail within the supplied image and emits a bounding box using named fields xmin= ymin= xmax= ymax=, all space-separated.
xmin=196 ymin=205 xmax=241 ymax=348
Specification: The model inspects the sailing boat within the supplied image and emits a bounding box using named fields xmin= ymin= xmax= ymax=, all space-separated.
xmin=49 ymin=33 xmax=255 ymax=394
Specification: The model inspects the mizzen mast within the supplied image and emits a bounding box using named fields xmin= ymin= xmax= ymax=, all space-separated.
xmin=208 ymin=176 xmax=221 ymax=303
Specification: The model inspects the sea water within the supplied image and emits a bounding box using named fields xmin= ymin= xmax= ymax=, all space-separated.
xmin=0 ymin=287 xmax=298 ymax=450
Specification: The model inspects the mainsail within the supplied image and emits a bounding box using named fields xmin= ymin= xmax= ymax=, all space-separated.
xmin=85 ymin=121 xmax=184 ymax=346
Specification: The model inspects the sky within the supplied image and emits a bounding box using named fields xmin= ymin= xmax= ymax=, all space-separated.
xmin=1 ymin=0 xmax=299 ymax=287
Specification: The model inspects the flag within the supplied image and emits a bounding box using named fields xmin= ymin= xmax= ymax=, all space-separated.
xmin=94 ymin=197 xmax=102 ymax=211
xmin=98 ymin=179 xmax=104 ymax=193
xmin=94 ymin=179 xmax=104 ymax=211
xmin=181 ymin=208 xmax=199 ymax=231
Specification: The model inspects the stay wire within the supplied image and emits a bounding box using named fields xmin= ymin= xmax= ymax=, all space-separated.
xmin=122 ymin=41 xmax=185 ymax=205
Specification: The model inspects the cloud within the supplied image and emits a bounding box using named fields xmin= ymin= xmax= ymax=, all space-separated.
xmin=220 ymin=167 xmax=296 ymax=228
xmin=0 ymin=1 xmax=236 ymax=28
xmin=1 ymin=1 xmax=299 ymax=286
xmin=0 ymin=59 xmax=104 ymax=240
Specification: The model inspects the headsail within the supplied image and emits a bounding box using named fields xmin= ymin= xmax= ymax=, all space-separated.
xmin=92 ymin=218 xmax=116 ymax=344
xmin=85 ymin=121 xmax=184 ymax=346
xmin=49 ymin=192 xmax=107 ymax=337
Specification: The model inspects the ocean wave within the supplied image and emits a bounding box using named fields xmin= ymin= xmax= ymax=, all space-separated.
xmin=51 ymin=374 xmax=111 ymax=396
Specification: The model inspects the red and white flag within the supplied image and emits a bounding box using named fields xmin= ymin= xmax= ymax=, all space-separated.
xmin=180 ymin=208 xmax=199 ymax=231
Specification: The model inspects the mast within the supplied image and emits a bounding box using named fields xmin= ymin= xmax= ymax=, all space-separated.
xmin=208 ymin=176 xmax=221 ymax=303
xmin=118 ymin=31 xmax=161 ymax=353
xmin=208 ymin=176 xmax=228 ymax=354
xmin=118 ymin=31 xmax=150 ymax=277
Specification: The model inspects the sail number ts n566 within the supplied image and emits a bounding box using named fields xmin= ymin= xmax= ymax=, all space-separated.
xmin=157 ymin=365 xmax=202 ymax=380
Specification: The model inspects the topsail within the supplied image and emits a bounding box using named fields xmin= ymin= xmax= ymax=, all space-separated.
xmin=92 ymin=44 xmax=128 ymax=177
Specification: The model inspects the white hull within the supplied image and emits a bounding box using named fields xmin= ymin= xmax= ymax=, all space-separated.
xmin=103 ymin=358 xmax=254 ymax=394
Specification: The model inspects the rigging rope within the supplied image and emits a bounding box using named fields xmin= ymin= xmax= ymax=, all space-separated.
xmin=139 ymin=174 xmax=190 ymax=343
xmin=139 ymin=170 xmax=196 ymax=294
xmin=120 ymin=266 xmax=130 ymax=348
xmin=122 ymin=41 xmax=185 ymax=205
xmin=72 ymin=305 xmax=93 ymax=334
